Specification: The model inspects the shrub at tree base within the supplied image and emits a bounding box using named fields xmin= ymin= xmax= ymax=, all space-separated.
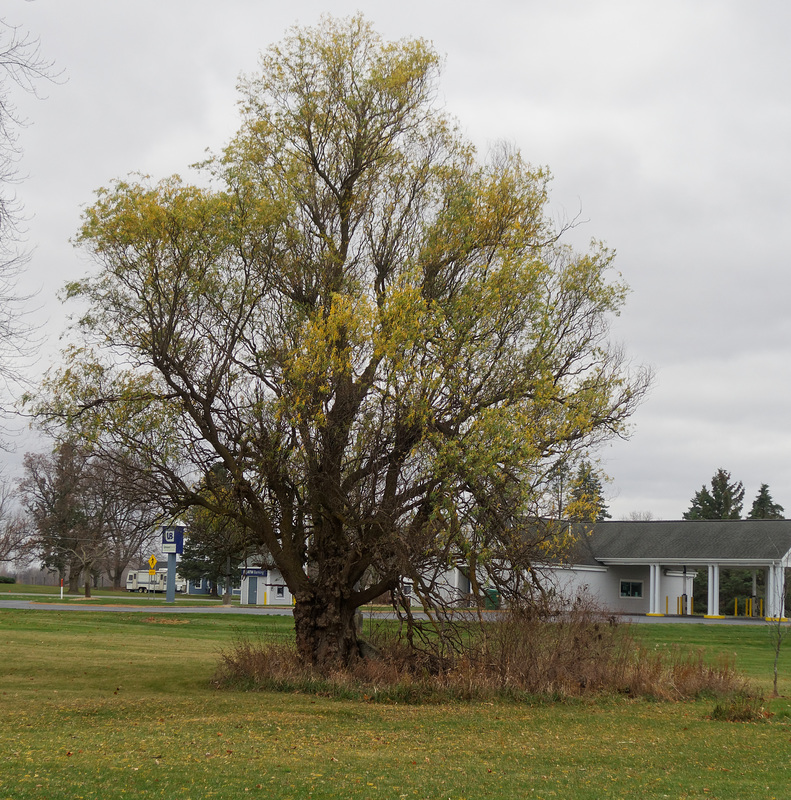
xmin=214 ymin=605 xmax=748 ymax=703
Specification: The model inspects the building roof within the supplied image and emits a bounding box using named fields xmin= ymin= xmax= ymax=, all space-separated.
xmin=575 ymin=520 xmax=791 ymax=565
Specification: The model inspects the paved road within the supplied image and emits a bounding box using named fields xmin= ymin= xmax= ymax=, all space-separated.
xmin=0 ymin=598 xmax=774 ymax=624
xmin=618 ymin=613 xmax=769 ymax=625
xmin=0 ymin=599 xmax=295 ymax=615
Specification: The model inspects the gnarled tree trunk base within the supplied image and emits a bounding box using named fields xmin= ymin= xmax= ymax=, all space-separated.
xmin=293 ymin=594 xmax=361 ymax=670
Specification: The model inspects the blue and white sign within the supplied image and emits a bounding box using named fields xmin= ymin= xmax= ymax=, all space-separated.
xmin=161 ymin=525 xmax=185 ymax=554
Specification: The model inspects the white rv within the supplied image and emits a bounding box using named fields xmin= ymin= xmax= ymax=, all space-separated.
xmin=126 ymin=569 xmax=186 ymax=593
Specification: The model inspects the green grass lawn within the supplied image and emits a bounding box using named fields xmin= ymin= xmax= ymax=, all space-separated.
xmin=0 ymin=582 xmax=238 ymax=605
xmin=1 ymin=609 xmax=790 ymax=799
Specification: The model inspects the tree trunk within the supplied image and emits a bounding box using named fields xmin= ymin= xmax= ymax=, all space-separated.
xmin=223 ymin=555 xmax=232 ymax=606
xmin=773 ymin=627 xmax=782 ymax=697
xmin=83 ymin=564 xmax=92 ymax=598
xmin=293 ymin=591 xmax=361 ymax=669
xmin=68 ymin=570 xmax=80 ymax=594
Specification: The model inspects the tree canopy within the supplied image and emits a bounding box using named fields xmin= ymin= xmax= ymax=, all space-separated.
xmin=35 ymin=16 xmax=650 ymax=667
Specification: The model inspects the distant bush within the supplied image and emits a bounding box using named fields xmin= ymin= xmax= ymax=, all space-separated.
xmin=0 ymin=575 xmax=16 ymax=584
xmin=710 ymin=692 xmax=769 ymax=722
xmin=214 ymin=600 xmax=749 ymax=703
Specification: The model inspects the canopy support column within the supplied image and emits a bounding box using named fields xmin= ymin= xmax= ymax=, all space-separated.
xmin=646 ymin=563 xmax=664 ymax=616
xmin=766 ymin=564 xmax=786 ymax=620
xmin=705 ymin=564 xmax=723 ymax=618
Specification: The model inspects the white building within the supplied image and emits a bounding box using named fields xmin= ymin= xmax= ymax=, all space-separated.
xmin=240 ymin=520 xmax=791 ymax=619
xmin=240 ymin=565 xmax=294 ymax=607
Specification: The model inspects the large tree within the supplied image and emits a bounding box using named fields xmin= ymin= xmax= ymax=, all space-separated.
xmin=683 ymin=468 xmax=744 ymax=520
xmin=89 ymin=450 xmax=165 ymax=589
xmin=36 ymin=16 xmax=649 ymax=667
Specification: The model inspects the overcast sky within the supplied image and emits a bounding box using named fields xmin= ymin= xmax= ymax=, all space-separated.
xmin=5 ymin=0 xmax=791 ymax=520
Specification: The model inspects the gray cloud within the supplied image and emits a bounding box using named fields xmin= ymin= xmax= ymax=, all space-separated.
xmin=7 ymin=0 xmax=791 ymax=519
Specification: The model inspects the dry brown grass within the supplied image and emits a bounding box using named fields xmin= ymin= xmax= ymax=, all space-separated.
xmin=215 ymin=602 xmax=749 ymax=702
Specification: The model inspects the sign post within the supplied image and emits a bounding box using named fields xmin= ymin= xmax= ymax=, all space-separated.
xmin=161 ymin=526 xmax=184 ymax=603
xmin=147 ymin=555 xmax=157 ymax=595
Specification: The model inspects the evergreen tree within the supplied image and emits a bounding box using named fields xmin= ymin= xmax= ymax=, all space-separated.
xmin=683 ymin=468 xmax=744 ymax=520
xmin=178 ymin=466 xmax=251 ymax=600
xmin=683 ymin=469 xmax=760 ymax=614
xmin=178 ymin=528 xmax=245 ymax=597
xmin=747 ymin=484 xmax=785 ymax=520
xmin=568 ymin=462 xmax=611 ymax=522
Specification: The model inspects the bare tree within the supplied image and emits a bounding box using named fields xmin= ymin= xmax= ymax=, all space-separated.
xmin=627 ymin=510 xmax=655 ymax=521
xmin=0 ymin=475 xmax=26 ymax=563
xmin=19 ymin=442 xmax=166 ymax=594
xmin=766 ymin=568 xmax=790 ymax=697
xmin=90 ymin=451 xmax=163 ymax=589
xmin=0 ymin=17 xmax=58 ymax=426
xmin=19 ymin=443 xmax=100 ymax=594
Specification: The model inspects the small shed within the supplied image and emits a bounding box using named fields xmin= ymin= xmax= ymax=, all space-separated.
xmin=239 ymin=563 xmax=294 ymax=607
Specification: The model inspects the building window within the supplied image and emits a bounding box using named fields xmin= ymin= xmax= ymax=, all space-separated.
xmin=620 ymin=580 xmax=643 ymax=598
xmin=276 ymin=586 xmax=285 ymax=599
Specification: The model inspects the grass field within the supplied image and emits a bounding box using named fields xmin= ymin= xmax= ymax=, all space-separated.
xmin=1 ymin=607 xmax=790 ymax=799
xmin=0 ymin=582 xmax=238 ymax=606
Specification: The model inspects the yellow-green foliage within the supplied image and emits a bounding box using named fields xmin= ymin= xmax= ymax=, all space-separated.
xmin=31 ymin=15 xmax=651 ymax=664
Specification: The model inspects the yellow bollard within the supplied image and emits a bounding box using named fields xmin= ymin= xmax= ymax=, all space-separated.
xmin=760 ymin=598 xmax=764 ymax=617
xmin=734 ymin=598 xmax=738 ymax=617
xmin=665 ymin=596 xmax=668 ymax=614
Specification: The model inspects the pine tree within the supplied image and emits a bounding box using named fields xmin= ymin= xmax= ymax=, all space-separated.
xmin=683 ymin=469 xmax=763 ymax=614
xmin=747 ymin=484 xmax=785 ymax=520
xmin=568 ymin=462 xmax=611 ymax=522
xmin=178 ymin=466 xmax=251 ymax=600
xmin=683 ymin=468 xmax=744 ymax=520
